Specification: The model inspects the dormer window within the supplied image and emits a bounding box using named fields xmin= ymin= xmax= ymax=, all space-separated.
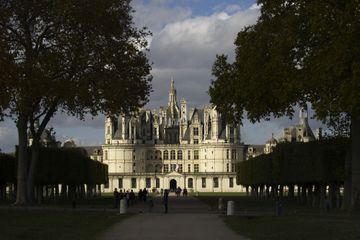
xmin=193 ymin=127 xmax=199 ymax=136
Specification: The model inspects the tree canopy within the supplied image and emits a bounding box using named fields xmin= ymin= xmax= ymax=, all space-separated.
xmin=209 ymin=0 xmax=360 ymax=123
xmin=0 ymin=0 xmax=152 ymax=204
xmin=209 ymin=0 xmax=360 ymax=209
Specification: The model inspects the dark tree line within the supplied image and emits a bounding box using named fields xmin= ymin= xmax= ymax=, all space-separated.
xmin=237 ymin=139 xmax=348 ymax=209
xmin=0 ymin=148 xmax=108 ymax=203
xmin=0 ymin=153 xmax=16 ymax=200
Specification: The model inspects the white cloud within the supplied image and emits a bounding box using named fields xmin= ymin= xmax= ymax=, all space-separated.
xmin=146 ymin=6 xmax=260 ymax=108
xmin=224 ymin=4 xmax=242 ymax=13
xmin=132 ymin=0 xmax=192 ymax=33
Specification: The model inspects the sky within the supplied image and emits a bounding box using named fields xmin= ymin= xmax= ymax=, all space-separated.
xmin=0 ymin=0 xmax=325 ymax=153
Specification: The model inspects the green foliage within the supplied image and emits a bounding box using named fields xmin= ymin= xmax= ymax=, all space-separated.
xmin=34 ymin=147 xmax=108 ymax=185
xmin=237 ymin=139 xmax=349 ymax=186
xmin=0 ymin=0 xmax=152 ymax=119
xmin=0 ymin=153 xmax=16 ymax=183
xmin=209 ymin=0 xmax=360 ymax=125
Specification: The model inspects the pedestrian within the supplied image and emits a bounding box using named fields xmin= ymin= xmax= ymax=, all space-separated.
xmin=125 ymin=190 xmax=130 ymax=207
xmin=119 ymin=189 xmax=124 ymax=200
xmin=138 ymin=189 xmax=143 ymax=202
xmin=183 ymin=188 xmax=188 ymax=196
xmin=160 ymin=188 xmax=164 ymax=197
xmin=143 ymin=188 xmax=148 ymax=202
xmin=113 ymin=188 xmax=120 ymax=208
xmin=163 ymin=189 xmax=169 ymax=213
xmin=129 ymin=190 xmax=135 ymax=206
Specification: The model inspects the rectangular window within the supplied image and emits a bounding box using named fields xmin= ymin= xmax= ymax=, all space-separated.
xmin=202 ymin=178 xmax=206 ymax=188
xmin=232 ymin=163 xmax=236 ymax=172
xmin=118 ymin=178 xmax=123 ymax=189
xmin=193 ymin=127 xmax=199 ymax=136
xmin=226 ymin=149 xmax=229 ymax=159
xmin=188 ymin=150 xmax=191 ymax=160
xmin=156 ymin=178 xmax=160 ymax=188
xmin=194 ymin=164 xmax=199 ymax=173
xmin=107 ymin=126 xmax=110 ymax=134
xmin=229 ymin=177 xmax=234 ymax=188
xmin=170 ymin=164 xmax=176 ymax=171
xmin=188 ymin=178 xmax=193 ymax=188
xmin=178 ymin=164 xmax=183 ymax=173
xmin=188 ymin=164 xmax=191 ymax=172
xmin=163 ymin=164 xmax=169 ymax=173
xmin=146 ymin=178 xmax=151 ymax=188
xmin=213 ymin=177 xmax=219 ymax=188
xmin=194 ymin=139 xmax=199 ymax=144
xmin=232 ymin=149 xmax=237 ymax=159
xmin=226 ymin=163 xmax=229 ymax=172
xmin=131 ymin=178 xmax=137 ymax=189
xmin=194 ymin=150 xmax=199 ymax=160
xmin=104 ymin=150 xmax=108 ymax=160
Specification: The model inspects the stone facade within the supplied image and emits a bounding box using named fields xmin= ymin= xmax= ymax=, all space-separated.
xmin=102 ymin=79 xmax=245 ymax=192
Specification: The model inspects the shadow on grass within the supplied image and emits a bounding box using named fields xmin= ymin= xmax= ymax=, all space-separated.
xmin=0 ymin=209 xmax=130 ymax=240
xmin=197 ymin=195 xmax=360 ymax=240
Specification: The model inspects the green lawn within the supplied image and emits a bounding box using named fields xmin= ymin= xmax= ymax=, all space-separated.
xmin=196 ymin=195 xmax=360 ymax=240
xmin=1 ymin=195 xmax=117 ymax=209
xmin=0 ymin=209 xmax=127 ymax=240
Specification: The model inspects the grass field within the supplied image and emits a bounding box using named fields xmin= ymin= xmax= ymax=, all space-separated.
xmin=0 ymin=195 xmax=131 ymax=240
xmin=0 ymin=209 xmax=127 ymax=240
xmin=1 ymin=195 xmax=116 ymax=209
xmin=196 ymin=195 xmax=360 ymax=240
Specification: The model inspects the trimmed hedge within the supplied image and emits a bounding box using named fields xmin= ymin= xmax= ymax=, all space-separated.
xmin=35 ymin=147 xmax=108 ymax=185
xmin=237 ymin=139 xmax=348 ymax=186
xmin=0 ymin=153 xmax=16 ymax=183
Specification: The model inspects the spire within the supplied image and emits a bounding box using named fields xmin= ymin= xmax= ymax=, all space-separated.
xmin=299 ymin=106 xmax=308 ymax=125
xmin=168 ymin=77 xmax=177 ymax=107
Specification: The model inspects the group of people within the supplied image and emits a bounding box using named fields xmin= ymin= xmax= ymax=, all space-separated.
xmin=114 ymin=187 xmax=189 ymax=213
xmin=175 ymin=187 xmax=188 ymax=197
xmin=113 ymin=188 xmax=136 ymax=208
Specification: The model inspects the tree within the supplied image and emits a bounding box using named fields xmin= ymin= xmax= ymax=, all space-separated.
xmin=209 ymin=0 xmax=360 ymax=209
xmin=0 ymin=0 xmax=151 ymax=204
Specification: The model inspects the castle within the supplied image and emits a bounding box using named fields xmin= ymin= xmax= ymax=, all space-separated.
xmin=102 ymin=79 xmax=245 ymax=192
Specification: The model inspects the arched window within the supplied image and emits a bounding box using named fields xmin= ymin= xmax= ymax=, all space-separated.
xmin=188 ymin=178 xmax=193 ymax=188
xmin=170 ymin=150 xmax=176 ymax=160
xmin=177 ymin=150 xmax=183 ymax=160
xmin=163 ymin=150 xmax=169 ymax=160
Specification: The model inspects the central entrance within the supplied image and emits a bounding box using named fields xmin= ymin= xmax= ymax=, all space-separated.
xmin=170 ymin=179 xmax=177 ymax=191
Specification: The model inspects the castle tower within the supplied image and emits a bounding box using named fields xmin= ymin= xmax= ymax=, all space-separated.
xmin=180 ymin=98 xmax=188 ymax=140
xmin=105 ymin=117 xmax=113 ymax=144
xmin=166 ymin=78 xmax=180 ymax=127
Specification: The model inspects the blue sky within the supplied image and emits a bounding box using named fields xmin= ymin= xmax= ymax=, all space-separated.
xmin=0 ymin=0 xmax=324 ymax=153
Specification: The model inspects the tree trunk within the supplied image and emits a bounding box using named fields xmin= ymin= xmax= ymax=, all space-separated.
xmin=279 ymin=185 xmax=284 ymax=199
xmin=342 ymin=150 xmax=352 ymax=210
xmin=27 ymin=141 xmax=40 ymax=203
xmin=319 ymin=185 xmax=326 ymax=209
xmin=313 ymin=184 xmax=320 ymax=208
xmin=37 ymin=185 xmax=43 ymax=205
xmin=351 ymin=115 xmax=360 ymax=210
xmin=288 ymin=185 xmax=294 ymax=199
xmin=15 ymin=115 xmax=29 ymax=205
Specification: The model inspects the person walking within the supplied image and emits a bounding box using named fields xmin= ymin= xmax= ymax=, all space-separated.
xmin=163 ymin=189 xmax=169 ymax=213
xmin=113 ymin=188 xmax=120 ymax=208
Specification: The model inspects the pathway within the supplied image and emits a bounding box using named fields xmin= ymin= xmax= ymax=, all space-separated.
xmin=99 ymin=195 xmax=249 ymax=240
